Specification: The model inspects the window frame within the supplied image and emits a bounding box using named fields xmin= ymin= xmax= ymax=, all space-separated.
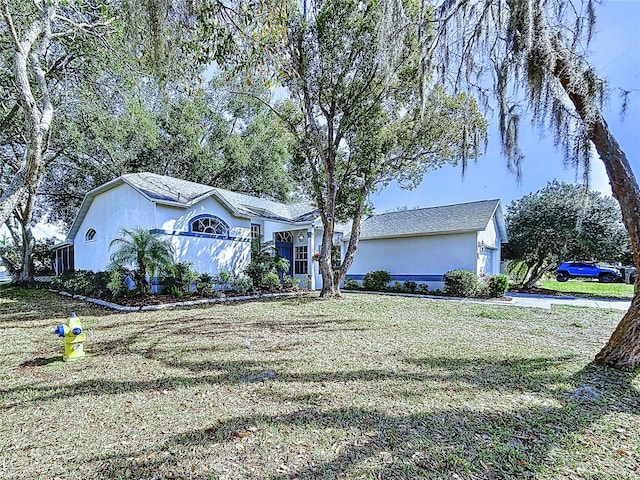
xmin=251 ymin=223 xmax=261 ymax=240
xmin=85 ymin=229 xmax=96 ymax=242
xmin=294 ymin=245 xmax=308 ymax=275
xmin=275 ymin=231 xmax=294 ymax=243
xmin=189 ymin=215 xmax=229 ymax=237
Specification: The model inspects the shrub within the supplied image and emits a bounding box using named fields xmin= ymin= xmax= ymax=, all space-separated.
xmin=92 ymin=271 xmax=112 ymax=299
xmin=263 ymin=272 xmax=282 ymax=292
xmin=487 ymin=273 xmax=510 ymax=298
xmin=343 ymin=278 xmax=360 ymax=289
xmin=231 ymin=274 xmax=253 ymax=294
xmin=404 ymin=280 xmax=417 ymax=292
xmin=416 ymin=283 xmax=429 ymax=294
xmin=215 ymin=271 xmax=234 ymax=290
xmin=391 ymin=280 xmax=403 ymax=291
xmin=163 ymin=261 xmax=198 ymax=295
xmin=362 ymin=270 xmax=390 ymax=291
xmin=196 ymin=273 xmax=214 ymax=296
xmin=443 ymin=269 xmax=479 ymax=297
xmin=282 ymin=274 xmax=299 ymax=290
xmin=50 ymin=271 xmax=73 ymax=291
xmin=63 ymin=270 xmax=95 ymax=296
xmin=107 ymin=267 xmax=130 ymax=299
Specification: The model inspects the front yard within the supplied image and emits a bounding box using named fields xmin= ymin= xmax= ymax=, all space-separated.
xmin=536 ymin=279 xmax=635 ymax=299
xmin=1 ymin=287 xmax=638 ymax=479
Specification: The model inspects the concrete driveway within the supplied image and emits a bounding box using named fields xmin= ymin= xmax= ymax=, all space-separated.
xmin=507 ymin=292 xmax=632 ymax=311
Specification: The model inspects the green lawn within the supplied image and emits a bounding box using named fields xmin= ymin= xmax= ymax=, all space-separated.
xmin=537 ymin=278 xmax=635 ymax=299
xmin=1 ymin=287 xmax=639 ymax=479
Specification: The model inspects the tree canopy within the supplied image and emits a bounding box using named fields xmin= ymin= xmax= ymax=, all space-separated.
xmin=422 ymin=0 xmax=640 ymax=367
xmin=266 ymin=0 xmax=487 ymax=296
xmin=41 ymin=79 xmax=297 ymax=228
xmin=504 ymin=181 xmax=631 ymax=288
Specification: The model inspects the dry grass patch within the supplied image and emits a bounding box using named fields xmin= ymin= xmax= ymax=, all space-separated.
xmin=1 ymin=287 xmax=639 ymax=479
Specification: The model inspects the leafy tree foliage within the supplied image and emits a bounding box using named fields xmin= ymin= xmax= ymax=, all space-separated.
xmin=40 ymin=79 xmax=296 ymax=228
xmin=108 ymin=227 xmax=175 ymax=291
xmin=0 ymin=236 xmax=54 ymax=281
xmin=504 ymin=181 xmax=631 ymax=288
xmin=251 ymin=0 xmax=487 ymax=297
xmin=423 ymin=0 xmax=640 ymax=367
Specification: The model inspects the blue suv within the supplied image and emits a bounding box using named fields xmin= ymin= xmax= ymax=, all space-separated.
xmin=556 ymin=262 xmax=622 ymax=283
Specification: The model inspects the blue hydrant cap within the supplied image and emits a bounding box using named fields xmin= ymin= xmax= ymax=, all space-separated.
xmin=72 ymin=327 xmax=82 ymax=335
xmin=53 ymin=325 xmax=65 ymax=337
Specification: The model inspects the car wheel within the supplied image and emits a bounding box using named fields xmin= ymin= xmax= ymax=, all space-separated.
xmin=556 ymin=273 xmax=569 ymax=282
xmin=599 ymin=273 xmax=616 ymax=283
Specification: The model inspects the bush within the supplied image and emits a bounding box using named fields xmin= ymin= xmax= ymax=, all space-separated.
xmin=163 ymin=261 xmax=198 ymax=295
xmin=343 ymin=278 xmax=360 ymax=289
xmin=486 ymin=273 xmax=510 ymax=298
xmin=391 ymin=280 xmax=403 ymax=291
xmin=231 ymin=274 xmax=253 ymax=294
xmin=404 ymin=280 xmax=417 ymax=292
xmin=64 ymin=270 xmax=95 ymax=296
xmin=443 ymin=270 xmax=479 ymax=297
xmin=282 ymin=274 xmax=299 ymax=290
xmin=107 ymin=267 xmax=130 ymax=299
xmin=362 ymin=270 xmax=391 ymax=291
xmin=263 ymin=272 xmax=282 ymax=292
xmin=416 ymin=283 xmax=429 ymax=294
xmin=215 ymin=271 xmax=234 ymax=290
xmin=196 ymin=273 xmax=214 ymax=296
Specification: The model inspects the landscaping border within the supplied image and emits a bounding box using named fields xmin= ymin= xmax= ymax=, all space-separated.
xmin=341 ymin=289 xmax=516 ymax=305
xmin=53 ymin=289 xmax=313 ymax=312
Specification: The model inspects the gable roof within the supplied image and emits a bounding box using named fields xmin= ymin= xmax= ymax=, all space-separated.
xmin=354 ymin=199 xmax=507 ymax=241
xmin=66 ymin=172 xmax=317 ymax=241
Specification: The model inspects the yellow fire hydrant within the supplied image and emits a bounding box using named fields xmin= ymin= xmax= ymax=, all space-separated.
xmin=53 ymin=312 xmax=86 ymax=361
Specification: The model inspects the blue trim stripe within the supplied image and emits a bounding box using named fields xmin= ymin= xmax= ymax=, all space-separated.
xmin=149 ymin=228 xmax=250 ymax=243
xmin=346 ymin=274 xmax=444 ymax=282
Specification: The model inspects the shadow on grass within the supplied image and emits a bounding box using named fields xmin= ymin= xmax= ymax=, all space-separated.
xmin=19 ymin=356 xmax=62 ymax=367
xmin=82 ymin=358 xmax=639 ymax=479
xmin=0 ymin=286 xmax=118 ymax=327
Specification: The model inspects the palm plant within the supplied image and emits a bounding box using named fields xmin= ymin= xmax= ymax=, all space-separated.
xmin=108 ymin=227 xmax=175 ymax=289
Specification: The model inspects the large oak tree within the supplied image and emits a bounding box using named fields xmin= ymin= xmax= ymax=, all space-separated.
xmin=255 ymin=0 xmax=488 ymax=296
xmin=424 ymin=0 xmax=640 ymax=367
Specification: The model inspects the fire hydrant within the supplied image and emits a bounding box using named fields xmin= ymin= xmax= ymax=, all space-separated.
xmin=53 ymin=312 xmax=86 ymax=361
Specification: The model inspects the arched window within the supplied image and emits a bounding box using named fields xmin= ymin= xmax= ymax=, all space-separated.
xmin=85 ymin=229 xmax=96 ymax=241
xmin=189 ymin=215 xmax=229 ymax=236
xmin=275 ymin=231 xmax=293 ymax=243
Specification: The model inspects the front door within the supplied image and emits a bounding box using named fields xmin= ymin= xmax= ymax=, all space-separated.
xmin=276 ymin=242 xmax=293 ymax=277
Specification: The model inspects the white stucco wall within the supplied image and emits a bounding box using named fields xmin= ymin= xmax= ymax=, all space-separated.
xmin=74 ymin=184 xmax=156 ymax=272
xmin=154 ymin=199 xmax=252 ymax=275
xmin=346 ymin=232 xmax=478 ymax=289
xmin=477 ymin=216 xmax=503 ymax=275
xmin=73 ymin=186 xmax=254 ymax=276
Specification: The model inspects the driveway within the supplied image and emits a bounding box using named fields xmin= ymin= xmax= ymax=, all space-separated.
xmin=507 ymin=292 xmax=632 ymax=311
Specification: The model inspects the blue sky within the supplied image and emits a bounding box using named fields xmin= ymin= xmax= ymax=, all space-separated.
xmin=371 ymin=0 xmax=640 ymax=213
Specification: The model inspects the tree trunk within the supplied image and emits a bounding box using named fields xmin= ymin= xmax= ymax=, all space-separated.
xmin=553 ymin=53 xmax=640 ymax=367
xmin=0 ymin=2 xmax=55 ymax=227
xmin=319 ymin=193 xmax=339 ymax=297
xmin=15 ymin=194 xmax=37 ymax=285
xmin=17 ymin=233 xmax=35 ymax=285
xmin=523 ymin=262 xmax=556 ymax=290
xmin=589 ymin=117 xmax=640 ymax=367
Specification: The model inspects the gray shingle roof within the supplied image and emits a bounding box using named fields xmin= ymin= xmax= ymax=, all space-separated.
xmin=356 ymin=199 xmax=506 ymax=240
xmin=123 ymin=172 xmax=214 ymax=204
xmin=125 ymin=172 xmax=317 ymax=222
xmin=66 ymin=173 xmax=318 ymax=241
xmin=210 ymin=186 xmax=317 ymax=222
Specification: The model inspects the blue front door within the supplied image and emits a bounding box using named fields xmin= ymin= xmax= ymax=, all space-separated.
xmin=275 ymin=242 xmax=293 ymax=276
